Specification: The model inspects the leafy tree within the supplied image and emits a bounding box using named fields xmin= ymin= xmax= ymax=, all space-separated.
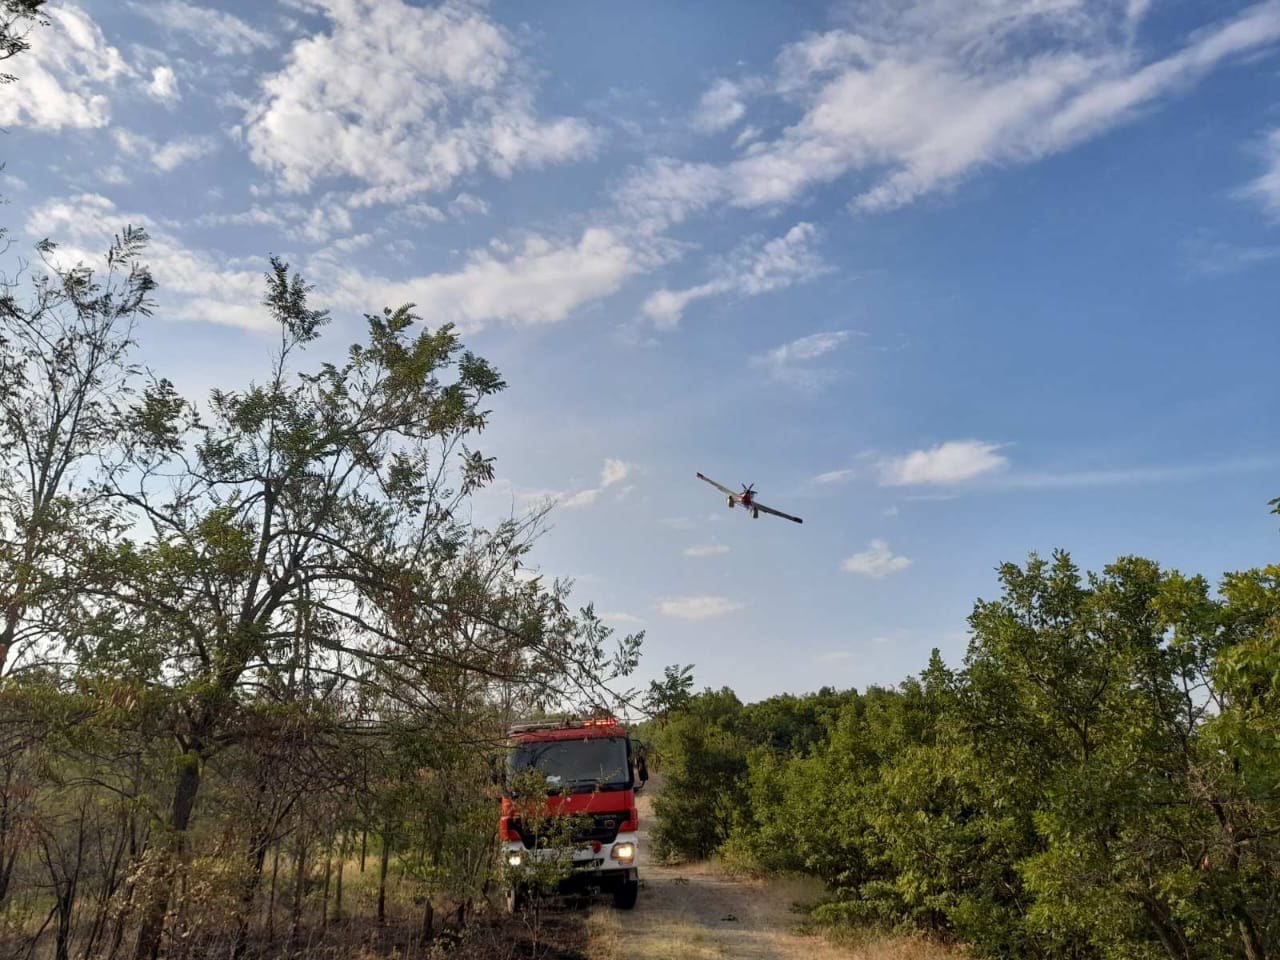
xmin=0 ymin=230 xmax=154 ymax=675
xmin=643 ymin=663 xmax=694 ymax=721
xmin=651 ymin=688 xmax=748 ymax=860
xmin=71 ymin=261 xmax=639 ymax=959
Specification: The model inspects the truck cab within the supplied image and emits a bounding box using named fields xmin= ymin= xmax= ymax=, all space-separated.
xmin=499 ymin=717 xmax=647 ymax=910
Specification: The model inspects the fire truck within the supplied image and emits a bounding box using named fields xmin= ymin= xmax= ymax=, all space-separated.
xmin=499 ymin=717 xmax=648 ymax=910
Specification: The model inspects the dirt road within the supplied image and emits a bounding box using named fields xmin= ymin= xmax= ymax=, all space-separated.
xmin=587 ymin=795 xmax=956 ymax=960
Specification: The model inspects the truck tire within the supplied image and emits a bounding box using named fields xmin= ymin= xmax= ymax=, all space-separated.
xmin=612 ymin=879 xmax=638 ymax=910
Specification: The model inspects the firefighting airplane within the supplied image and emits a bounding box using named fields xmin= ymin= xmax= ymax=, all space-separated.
xmin=696 ymin=472 xmax=803 ymax=524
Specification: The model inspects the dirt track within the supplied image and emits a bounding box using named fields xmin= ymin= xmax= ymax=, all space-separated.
xmin=586 ymin=794 xmax=956 ymax=960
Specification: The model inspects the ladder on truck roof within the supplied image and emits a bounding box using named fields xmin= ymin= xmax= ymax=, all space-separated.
xmin=506 ymin=717 xmax=620 ymax=736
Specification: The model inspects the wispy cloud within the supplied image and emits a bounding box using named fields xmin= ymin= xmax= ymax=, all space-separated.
xmin=841 ymin=539 xmax=912 ymax=578
xmin=814 ymin=468 xmax=856 ymax=484
xmin=555 ymin=458 xmax=635 ymax=509
xmin=691 ymin=78 xmax=756 ymax=132
xmin=660 ymin=596 xmax=745 ymax=620
xmin=1242 ymin=128 xmax=1280 ymax=217
xmin=642 ymin=223 xmax=827 ymax=328
xmin=684 ymin=543 xmax=730 ymax=558
xmin=113 ymin=130 xmax=217 ymax=173
xmin=617 ymin=3 xmax=1280 ymax=219
xmin=27 ymin=194 xmax=266 ymax=330
xmin=879 ymin=440 xmax=1008 ymax=486
xmin=328 ymin=228 xmax=642 ymax=332
xmin=1186 ymin=232 xmax=1280 ymax=274
xmin=599 ymin=611 xmax=645 ymax=626
xmin=752 ymin=329 xmax=856 ymax=388
xmin=133 ymin=1 xmax=274 ymax=56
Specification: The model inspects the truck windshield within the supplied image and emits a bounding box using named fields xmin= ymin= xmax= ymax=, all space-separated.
xmin=507 ymin=736 xmax=631 ymax=793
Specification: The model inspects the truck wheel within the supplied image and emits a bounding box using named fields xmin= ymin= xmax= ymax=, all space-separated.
xmin=612 ymin=879 xmax=638 ymax=910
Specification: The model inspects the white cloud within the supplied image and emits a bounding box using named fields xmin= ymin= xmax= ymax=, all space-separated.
xmin=643 ymin=223 xmax=827 ymax=328
xmin=692 ymin=78 xmax=751 ymax=133
xmin=133 ymin=1 xmax=274 ymax=57
xmin=612 ymin=158 xmax=726 ymax=235
xmin=617 ymin=2 xmax=1280 ymax=217
xmin=814 ymin=468 xmax=855 ymax=484
xmin=151 ymin=137 xmax=217 ymax=172
xmin=330 ymin=228 xmax=639 ymax=331
xmin=752 ymin=329 xmax=854 ymax=388
xmin=196 ymin=199 xmax=353 ymax=243
xmin=449 ymin=192 xmax=491 ymax=218
xmin=816 ymin=650 xmax=853 ymax=662
xmin=599 ymin=611 xmax=645 ymax=626
xmin=683 ymin=544 xmax=730 ymax=557
xmin=114 ymin=130 xmax=218 ymax=173
xmin=559 ymin=488 xmax=601 ymax=509
xmin=879 ymin=440 xmax=1008 ymax=486
xmin=841 ymin=539 xmax=912 ymax=578
xmin=27 ymin=194 xmax=267 ymax=331
xmin=146 ymin=66 xmax=179 ymax=103
xmin=244 ymin=0 xmax=596 ymax=197
xmin=549 ymin=459 xmax=635 ymax=511
xmin=0 ymin=5 xmax=132 ymax=130
xmin=660 ymin=596 xmax=745 ymax=620
xmin=1244 ymin=129 xmax=1280 ymax=217
xmin=600 ymin=459 xmax=631 ymax=488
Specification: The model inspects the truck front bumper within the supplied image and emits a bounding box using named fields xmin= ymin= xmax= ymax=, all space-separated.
xmin=503 ymin=832 xmax=639 ymax=892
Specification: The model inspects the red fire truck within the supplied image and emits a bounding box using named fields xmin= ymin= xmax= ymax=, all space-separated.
xmin=499 ymin=717 xmax=648 ymax=910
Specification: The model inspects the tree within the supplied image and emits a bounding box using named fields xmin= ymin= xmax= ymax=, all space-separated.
xmin=1 ymin=0 xmax=45 ymax=84
xmin=0 ymin=230 xmax=153 ymax=675
xmin=75 ymin=260 xmax=638 ymax=959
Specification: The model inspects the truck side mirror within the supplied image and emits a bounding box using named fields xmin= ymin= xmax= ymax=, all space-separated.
xmin=635 ymin=755 xmax=649 ymax=784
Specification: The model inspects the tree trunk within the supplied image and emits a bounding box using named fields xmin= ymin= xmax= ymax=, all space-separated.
xmin=320 ymin=841 xmax=332 ymax=935
xmin=333 ymin=846 xmax=344 ymax=924
xmin=420 ymin=898 xmax=434 ymax=942
xmin=231 ymin=819 xmax=273 ymax=959
xmin=289 ymin=837 xmax=308 ymax=948
xmin=359 ymin=828 xmax=367 ymax=873
xmin=376 ymin=827 xmax=391 ymax=925
xmin=266 ymin=842 xmax=281 ymax=942
xmin=132 ymin=752 xmax=202 ymax=960
xmin=1237 ymin=914 xmax=1266 ymax=960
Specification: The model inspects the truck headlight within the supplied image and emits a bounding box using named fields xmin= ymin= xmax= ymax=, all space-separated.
xmin=507 ymin=852 xmax=523 ymax=867
xmin=610 ymin=842 xmax=635 ymax=863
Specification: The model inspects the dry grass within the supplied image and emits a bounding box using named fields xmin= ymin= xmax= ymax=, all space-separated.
xmin=587 ymin=860 xmax=964 ymax=960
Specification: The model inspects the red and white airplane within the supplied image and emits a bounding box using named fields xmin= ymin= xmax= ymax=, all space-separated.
xmin=696 ymin=472 xmax=803 ymax=524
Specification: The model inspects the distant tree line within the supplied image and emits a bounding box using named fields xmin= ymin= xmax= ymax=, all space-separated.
xmin=652 ymin=540 xmax=1280 ymax=960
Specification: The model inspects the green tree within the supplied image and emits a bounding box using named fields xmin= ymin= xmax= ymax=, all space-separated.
xmin=75 ymin=261 xmax=638 ymax=959
xmin=0 ymin=231 xmax=154 ymax=675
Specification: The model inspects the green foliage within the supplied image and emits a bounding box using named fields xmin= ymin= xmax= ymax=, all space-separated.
xmin=653 ymin=546 xmax=1280 ymax=960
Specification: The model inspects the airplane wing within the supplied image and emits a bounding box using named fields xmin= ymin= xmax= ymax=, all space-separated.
xmin=696 ymin=472 xmax=739 ymax=498
xmin=753 ymin=501 xmax=803 ymax=524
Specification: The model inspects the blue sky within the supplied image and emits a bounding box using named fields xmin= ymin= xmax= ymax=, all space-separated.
xmin=3 ymin=0 xmax=1278 ymax=702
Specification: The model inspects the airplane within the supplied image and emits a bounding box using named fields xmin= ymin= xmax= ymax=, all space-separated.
xmin=696 ymin=473 xmax=803 ymax=524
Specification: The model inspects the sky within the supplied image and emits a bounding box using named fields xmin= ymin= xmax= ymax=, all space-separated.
xmin=2 ymin=0 xmax=1278 ymax=703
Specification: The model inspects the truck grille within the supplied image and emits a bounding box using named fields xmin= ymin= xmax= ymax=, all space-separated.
xmin=513 ymin=813 xmax=625 ymax=849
